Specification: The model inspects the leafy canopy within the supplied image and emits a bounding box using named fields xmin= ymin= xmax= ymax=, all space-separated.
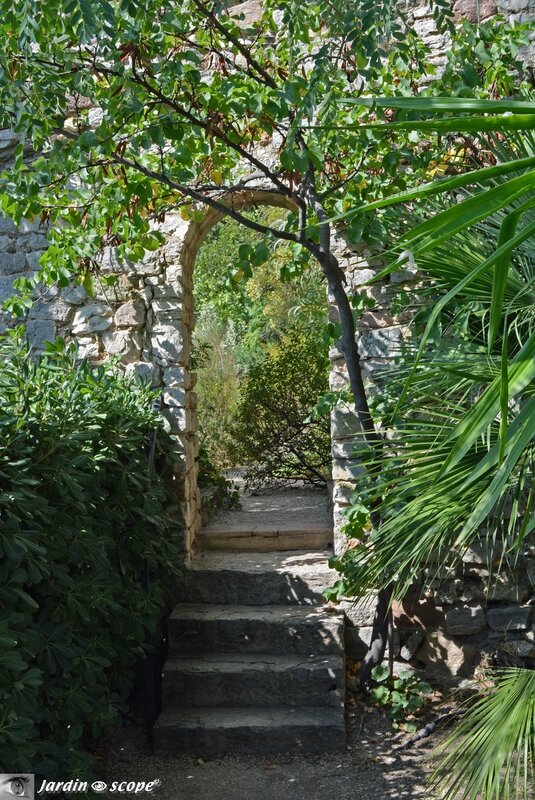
xmin=0 ymin=0 xmax=523 ymax=313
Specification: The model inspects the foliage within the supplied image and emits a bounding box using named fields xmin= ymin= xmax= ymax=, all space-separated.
xmin=0 ymin=334 xmax=181 ymax=778
xmin=193 ymin=307 xmax=243 ymax=469
xmin=193 ymin=209 xmax=269 ymax=339
xmin=334 ymin=98 xmax=535 ymax=795
xmin=197 ymin=444 xmax=240 ymax=521
xmin=230 ymin=328 xmax=331 ymax=488
xmin=0 ymin=0 xmax=525 ymax=311
xmin=432 ymin=669 xmax=535 ymax=800
xmin=0 ymin=0 xmax=532 ymax=770
xmin=193 ymin=214 xmax=328 ymax=470
xmin=370 ymin=665 xmax=432 ymax=732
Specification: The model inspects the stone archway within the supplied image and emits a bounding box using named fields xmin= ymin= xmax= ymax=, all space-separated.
xmin=157 ymin=190 xmax=298 ymax=558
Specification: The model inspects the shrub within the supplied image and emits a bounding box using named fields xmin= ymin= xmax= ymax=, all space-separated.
xmin=0 ymin=334 xmax=182 ymax=778
xmin=192 ymin=307 xmax=243 ymax=469
xmin=230 ymin=328 xmax=331 ymax=488
xmin=197 ymin=445 xmax=240 ymax=522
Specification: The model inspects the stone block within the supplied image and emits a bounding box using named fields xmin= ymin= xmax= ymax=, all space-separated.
xmin=26 ymin=318 xmax=56 ymax=349
xmin=76 ymin=337 xmax=99 ymax=360
xmin=25 ymin=251 xmax=46 ymax=270
xmin=0 ymin=215 xmax=16 ymax=233
xmin=400 ymin=630 xmax=425 ymax=661
xmin=94 ymin=274 xmax=140 ymax=303
xmin=72 ymin=302 xmax=113 ymax=334
xmin=0 ymin=235 xmax=14 ymax=252
xmin=487 ymin=605 xmax=532 ymax=631
xmin=19 ymin=219 xmax=50 ymax=233
xmin=152 ymin=299 xmax=183 ymax=317
xmin=331 ymin=406 xmax=360 ymax=439
xmin=114 ymin=300 xmax=146 ymax=328
xmin=0 ymin=130 xmax=17 ymax=150
xmin=100 ymin=329 xmax=142 ymax=362
xmin=418 ymin=630 xmax=479 ymax=679
xmin=61 ymin=284 xmax=86 ymax=305
xmin=359 ymin=327 xmax=404 ymax=359
xmin=495 ymin=0 xmax=523 ymax=10
xmin=29 ymin=300 xmax=73 ymax=323
xmin=164 ymin=366 xmax=186 ymax=387
xmin=332 ymin=481 xmax=356 ymax=507
xmin=97 ymin=246 xmax=131 ymax=274
xmin=414 ymin=16 xmax=439 ymax=37
xmin=338 ymin=596 xmax=378 ymax=627
xmin=124 ymin=361 xmax=161 ymax=385
xmin=485 ymin=572 xmax=531 ymax=603
xmin=163 ymin=405 xmax=188 ymax=433
xmin=332 ymin=458 xmax=364 ymax=481
xmin=152 ymin=278 xmax=182 ymax=301
xmin=459 ymin=578 xmax=486 ymax=603
xmin=360 ymin=311 xmax=395 ymax=328
xmin=152 ymin=326 xmax=185 ymax=366
xmin=163 ymin=385 xmax=187 ymax=407
xmin=500 ymin=639 xmax=535 ymax=659
xmin=0 ymin=276 xmax=16 ymax=303
xmin=16 ymin=233 xmax=48 ymax=252
xmin=345 ymin=625 xmax=400 ymax=661
xmin=445 ymin=605 xmax=487 ymax=636
xmin=393 ymin=594 xmax=445 ymax=629
xmin=1 ymin=252 xmax=26 ymax=274
xmin=331 ymin=438 xmax=361 ymax=460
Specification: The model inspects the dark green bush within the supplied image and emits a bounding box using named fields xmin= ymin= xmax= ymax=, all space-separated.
xmin=0 ymin=334 xmax=182 ymax=778
xmin=230 ymin=329 xmax=331 ymax=488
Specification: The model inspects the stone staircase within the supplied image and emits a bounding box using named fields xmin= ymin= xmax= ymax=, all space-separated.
xmin=153 ymin=495 xmax=347 ymax=756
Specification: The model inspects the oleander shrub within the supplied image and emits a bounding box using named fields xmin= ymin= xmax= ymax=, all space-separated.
xmin=0 ymin=334 xmax=182 ymax=779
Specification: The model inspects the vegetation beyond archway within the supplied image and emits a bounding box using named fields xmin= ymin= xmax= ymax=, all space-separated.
xmin=193 ymin=209 xmax=331 ymax=498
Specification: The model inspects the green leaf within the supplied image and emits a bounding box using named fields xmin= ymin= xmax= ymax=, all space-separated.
xmin=371 ymin=664 xmax=390 ymax=682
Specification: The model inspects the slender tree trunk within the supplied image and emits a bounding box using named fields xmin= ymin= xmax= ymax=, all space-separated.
xmin=359 ymin=586 xmax=394 ymax=688
xmin=314 ymin=241 xmax=391 ymax=688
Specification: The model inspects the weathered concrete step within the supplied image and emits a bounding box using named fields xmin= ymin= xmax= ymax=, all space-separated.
xmin=198 ymin=523 xmax=333 ymax=552
xmin=153 ymin=706 xmax=346 ymax=756
xmin=176 ymin=551 xmax=338 ymax=606
xmin=161 ymin=653 xmax=345 ymax=708
xmin=168 ymin=603 xmax=344 ymax=656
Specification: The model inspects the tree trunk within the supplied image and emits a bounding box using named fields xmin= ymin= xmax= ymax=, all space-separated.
xmin=314 ymin=244 xmax=390 ymax=687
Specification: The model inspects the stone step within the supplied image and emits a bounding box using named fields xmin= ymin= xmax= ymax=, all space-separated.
xmin=161 ymin=653 xmax=345 ymax=709
xmin=168 ymin=603 xmax=345 ymax=656
xmin=176 ymin=551 xmax=338 ymax=606
xmin=197 ymin=523 xmax=333 ymax=552
xmin=153 ymin=706 xmax=346 ymax=756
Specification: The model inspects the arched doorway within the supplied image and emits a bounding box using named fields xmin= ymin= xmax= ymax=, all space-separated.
xmin=159 ymin=191 xmax=299 ymax=558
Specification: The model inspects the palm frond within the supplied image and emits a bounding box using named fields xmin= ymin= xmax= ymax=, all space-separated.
xmin=433 ymin=669 xmax=535 ymax=800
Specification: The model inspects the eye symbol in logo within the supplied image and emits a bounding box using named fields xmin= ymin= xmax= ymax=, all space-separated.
xmin=91 ymin=782 xmax=107 ymax=793
xmin=0 ymin=774 xmax=34 ymax=800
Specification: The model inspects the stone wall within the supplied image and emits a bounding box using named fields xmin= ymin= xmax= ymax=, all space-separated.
xmin=0 ymin=182 xmax=295 ymax=558
xmin=342 ymin=547 xmax=535 ymax=683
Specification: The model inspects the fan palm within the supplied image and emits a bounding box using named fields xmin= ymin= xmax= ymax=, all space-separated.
xmin=335 ymin=102 xmax=535 ymax=798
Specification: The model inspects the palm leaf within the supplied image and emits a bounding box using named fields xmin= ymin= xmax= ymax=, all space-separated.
xmin=433 ymin=669 xmax=535 ymax=800
xmin=342 ymin=97 xmax=535 ymax=114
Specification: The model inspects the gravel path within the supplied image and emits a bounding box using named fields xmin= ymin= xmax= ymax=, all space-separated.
xmin=203 ymin=484 xmax=332 ymax=532
xmin=101 ymin=708 xmax=434 ymax=800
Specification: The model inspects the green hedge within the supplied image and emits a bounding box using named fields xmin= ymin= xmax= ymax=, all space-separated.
xmin=0 ymin=335 xmax=183 ymax=778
